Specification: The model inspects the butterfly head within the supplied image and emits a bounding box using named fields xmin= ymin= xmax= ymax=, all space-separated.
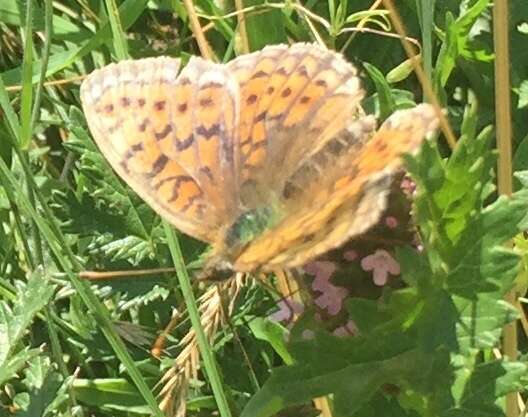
xmin=195 ymin=258 xmax=236 ymax=282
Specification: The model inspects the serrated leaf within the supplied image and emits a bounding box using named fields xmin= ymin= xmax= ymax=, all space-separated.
xmin=23 ymin=355 xmax=51 ymax=389
xmin=16 ymin=356 xmax=62 ymax=417
xmin=67 ymin=122 xmax=153 ymax=240
xmin=240 ymin=331 xmax=428 ymax=417
xmin=0 ymin=270 xmax=55 ymax=365
xmin=93 ymin=235 xmax=155 ymax=264
xmin=454 ymin=297 xmax=519 ymax=352
xmin=404 ymin=126 xmax=520 ymax=298
xmin=434 ymin=0 xmax=492 ymax=87
xmin=443 ymin=360 xmax=528 ymax=417
xmin=0 ymin=348 xmax=41 ymax=387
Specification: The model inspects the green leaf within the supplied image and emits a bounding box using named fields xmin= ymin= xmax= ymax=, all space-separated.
xmin=0 ymin=0 xmax=148 ymax=86
xmin=0 ymin=270 xmax=55 ymax=366
xmin=16 ymin=356 xmax=62 ymax=417
xmin=444 ymin=360 xmax=528 ymax=417
xmin=0 ymin=0 xmax=91 ymax=40
xmin=386 ymin=56 xmax=421 ymax=84
xmin=0 ymin=348 xmax=41 ymax=387
xmin=513 ymin=133 xmax=528 ymax=174
xmin=73 ymin=378 xmax=152 ymax=414
xmin=243 ymin=0 xmax=288 ymax=51
xmin=19 ymin=0 xmax=33 ymax=149
xmin=517 ymin=80 xmax=528 ymax=108
xmin=249 ymin=317 xmax=293 ymax=364
xmin=363 ymin=63 xmax=395 ymax=120
xmin=454 ymin=296 xmax=518 ymax=352
xmin=354 ymin=392 xmax=420 ymax=417
xmin=240 ymin=330 xmax=427 ymax=417
xmin=404 ymin=126 xmax=510 ymax=297
xmin=434 ymin=0 xmax=492 ymax=87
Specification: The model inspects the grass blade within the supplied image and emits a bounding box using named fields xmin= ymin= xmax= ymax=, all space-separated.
xmin=163 ymin=221 xmax=233 ymax=417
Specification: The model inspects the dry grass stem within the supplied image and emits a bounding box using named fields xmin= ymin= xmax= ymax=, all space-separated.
xmin=235 ymin=0 xmax=249 ymax=54
xmin=339 ymin=27 xmax=421 ymax=52
xmin=158 ymin=273 xmax=247 ymax=416
xmin=381 ymin=0 xmax=457 ymax=150
xmin=80 ymin=267 xmax=177 ymax=280
xmin=181 ymin=0 xmax=216 ymax=61
xmin=197 ymin=3 xmax=331 ymax=31
xmin=492 ymin=2 xmax=517 ymax=416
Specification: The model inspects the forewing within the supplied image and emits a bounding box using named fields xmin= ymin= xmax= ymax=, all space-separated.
xmin=174 ymin=57 xmax=240 ymax=218
xmin=232 ymin=104 xmax=439 ymax=271
xmin=80 ymin=57 xmax=239 ymax=243
xmin=227 ymin=43 xmax=363 ymax=205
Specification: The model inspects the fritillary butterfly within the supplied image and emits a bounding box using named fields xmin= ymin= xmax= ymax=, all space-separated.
xmin=80 ymin=43 xmax=438 ymax=275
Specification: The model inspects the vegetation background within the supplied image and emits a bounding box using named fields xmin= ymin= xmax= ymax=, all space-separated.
xmin=0 ymin=0 xmax=528 ymax=416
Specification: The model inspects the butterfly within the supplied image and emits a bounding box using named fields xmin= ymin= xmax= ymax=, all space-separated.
xmin=80 ymin=43 xmax=438 ymax=276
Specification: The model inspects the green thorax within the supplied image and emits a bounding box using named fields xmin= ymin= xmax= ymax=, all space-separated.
xmin=225 ymin=204 xmax=282 ymax=248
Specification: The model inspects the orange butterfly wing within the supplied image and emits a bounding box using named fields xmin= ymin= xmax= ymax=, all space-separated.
xmin=81 ymin=45 xmax=439 ymax=274
xmin=227 ymin=43 xmax=364 ymax=206
xmin=231 ymin=105 xmax=439 ymax=271
xmin=80 ymin=57 xmax=240 ymax=243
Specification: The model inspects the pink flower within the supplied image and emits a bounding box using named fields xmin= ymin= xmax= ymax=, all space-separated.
xmin=268 ymin=298 xmax=304 ymax=323
xmin=343 ymin=249 xmax=358 ymax=261
xmin=385 ymin=216 xmax=399 ymax=229
xmin=305 ymin=261 xmax=336 ymax=292
xmin=333 ymin=320 xmax=359 ymax=338
xmin=315 ymin=284 xmax=349 ymax=315
xmin=361 ymin=249 xmax=400 ymax=286
xmin=400 ymin=176 xmax=416 ymax=196
xmin=306 ymin=261 xmax=349 ymax=314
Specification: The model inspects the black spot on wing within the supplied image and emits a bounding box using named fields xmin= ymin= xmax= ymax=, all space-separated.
xmin=195 ymin=124 xmax=221 ymax=140
xmin=200 ymin=166 xmax=214 ymax=181
xmin=155 ymin=124 xmax=173 ymax=141
xmin=151 ymin=154 xmax=169 ymax=176
xmin=175 ymin=134 xmax=194 ymax=151
xmin=251 ymin=70 xmax=268 ymax=79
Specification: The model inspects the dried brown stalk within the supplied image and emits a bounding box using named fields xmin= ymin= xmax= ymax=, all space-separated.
xmin=235 ymin=0 xmax=250 ymax=54
xmin=182 ymin=0 xmax=216 ymax=61
xmin=158 ymin=273 xmax=248 ymax=416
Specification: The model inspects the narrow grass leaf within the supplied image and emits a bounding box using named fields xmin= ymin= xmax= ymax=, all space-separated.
xmin=163 ymin=221 xmax=233 ymax=417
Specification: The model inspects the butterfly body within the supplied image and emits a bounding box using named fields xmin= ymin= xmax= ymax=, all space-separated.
xmin=225 ymin=206 xmax=281 ymax=247
xmin=80 ymin=43 xmax=438 ymax=275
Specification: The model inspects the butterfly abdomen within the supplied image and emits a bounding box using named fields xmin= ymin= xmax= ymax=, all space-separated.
xmin=282 ymin=116 xmax=376 ymax=202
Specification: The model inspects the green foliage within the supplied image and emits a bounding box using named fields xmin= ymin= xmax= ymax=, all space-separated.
xmin=1 ymin=1 xmax=527 ymax=417
xmin=0 ymin=270 xmax=55 ymax=386
xmin=240 ymin=125 xmax=528 ymax=417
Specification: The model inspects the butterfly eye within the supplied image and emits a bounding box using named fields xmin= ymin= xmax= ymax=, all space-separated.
xmin=194 ymin=259 xmax=234 ymax=282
